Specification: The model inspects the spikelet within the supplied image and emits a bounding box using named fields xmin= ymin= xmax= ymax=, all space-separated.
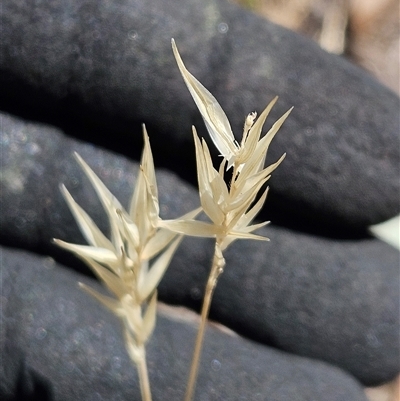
xmin=54 ymin=126 xmax=200 ymax=401
xmin=169 ymin=40 xmax=292 ymax=401
xmin=164 ymin=40 xmax=292 ymax=251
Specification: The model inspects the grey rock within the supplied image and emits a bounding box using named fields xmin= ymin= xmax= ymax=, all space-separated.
xmin=0 ymin=0 xmax=399 ymax=229
xmin=1 ymin=115 xmax=399 ymax=386
xmin=1 ymin=246 xmax=370 ymax=401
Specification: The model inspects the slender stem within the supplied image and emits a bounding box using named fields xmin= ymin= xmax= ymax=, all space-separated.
xmin=137 ymin=347 xmax=152 ymax=401
xmin=184 ymin=242 xmax=225 ymax=401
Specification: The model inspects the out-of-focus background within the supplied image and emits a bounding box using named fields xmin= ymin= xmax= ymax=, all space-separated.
xmin=233 ymin=1 xmax=399 ymax=400
xmin=234 ymin=0 xmax=399 ymax=95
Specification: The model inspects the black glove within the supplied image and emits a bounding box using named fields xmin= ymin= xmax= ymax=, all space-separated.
xmin=1 ymin=0 xmax=399 ymax=400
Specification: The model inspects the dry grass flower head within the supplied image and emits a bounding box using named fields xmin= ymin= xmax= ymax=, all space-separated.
xmin=53 ymin=39 xmax=292 ymax=401
xmin=164 ymin=40 xmax=293 ymax=251
xmin=54 ymin=127 xmax=199 ymax=401
xmin=166 ymin=39 xmax=293 ymax=401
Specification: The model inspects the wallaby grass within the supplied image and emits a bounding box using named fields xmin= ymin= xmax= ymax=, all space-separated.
xmin=55 ymin=39 xmax=291 ymax=401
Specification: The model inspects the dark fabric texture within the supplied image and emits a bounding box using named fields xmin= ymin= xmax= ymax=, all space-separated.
xmin=1 ymin=0 xmax=399 ymax=399
xmin=1 ymin=247 xmax=370 ymax=401
xmin=1 ymin=114 xmax=399 ymax=391
xmin=1 ymin=0 xmax=399 ymax=230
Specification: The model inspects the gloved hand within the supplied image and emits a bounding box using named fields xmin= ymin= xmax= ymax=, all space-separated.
xmin=1 ymin=0 xmax=399 ymax=400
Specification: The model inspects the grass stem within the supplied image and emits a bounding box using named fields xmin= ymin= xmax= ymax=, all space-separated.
xmin=184 ymin=242 xmax=225 ymax=401
xmin=137 ymin=348 xmax=152 ymax=401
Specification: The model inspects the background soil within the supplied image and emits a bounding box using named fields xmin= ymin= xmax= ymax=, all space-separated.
xmin=234 ymin=0 xmax=399 ymax=94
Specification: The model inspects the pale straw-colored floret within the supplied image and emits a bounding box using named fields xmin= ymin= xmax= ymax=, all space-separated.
xmin=169 ymin=39 xmax=293 ymax=401
xmin=54 ymin=126 xmax=200 ymax=401
xmin=54 ymin=39 xmax=292 ymax=401
xmin=172 ymin=39 xmax=292 ymax=173
xmin=163 ymin=40 xmax=292 ymax=252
